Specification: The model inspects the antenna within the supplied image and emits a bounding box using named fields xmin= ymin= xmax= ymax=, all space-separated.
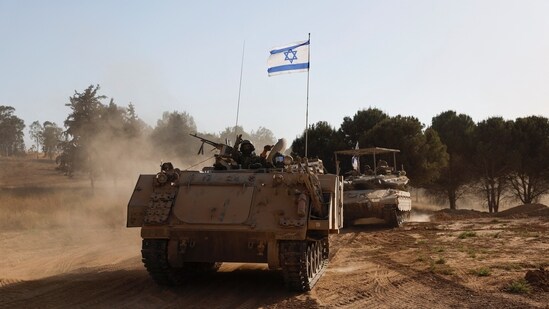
xmin=305 ymin=33 xmax=311 ymax=158
xmin=234 ymin=40 xmax=245 ymax=140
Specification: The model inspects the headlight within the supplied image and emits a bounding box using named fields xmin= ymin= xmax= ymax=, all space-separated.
xmin=156 ymin=172 xmax=168 ymax=184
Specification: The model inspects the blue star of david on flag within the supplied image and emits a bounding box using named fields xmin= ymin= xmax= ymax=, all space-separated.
xmin=267 ymin=39 xmax=309 ymax=76
xmin=284 ymin=49 xmax=298 ymax=64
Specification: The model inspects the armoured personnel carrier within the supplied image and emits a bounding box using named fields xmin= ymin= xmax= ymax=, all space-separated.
xmin=127 ymin=135 xmax=343 ymax=291
xmin=334 ymin=147 xmax=411 ymax=227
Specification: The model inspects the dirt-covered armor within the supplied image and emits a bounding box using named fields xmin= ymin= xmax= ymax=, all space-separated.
xmin=127 ymin=135 xmax=343 ymax=291
xmin=335 ymin=147 xmax=412 ymax=227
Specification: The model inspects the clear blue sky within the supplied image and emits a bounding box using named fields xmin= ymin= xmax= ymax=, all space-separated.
xmin=2 ymin=1 xmax=549 ymax=147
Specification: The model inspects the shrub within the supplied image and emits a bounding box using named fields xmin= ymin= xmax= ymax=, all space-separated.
xmin=435 ymin=257 xmax=446 ymax=265
xmin=505 ymin=279 xmax=531 ymax=294
xmin=458 ymin=231 xmax=477 ymax=239
xmin=472 ymin=267 xmax=491 ymax=277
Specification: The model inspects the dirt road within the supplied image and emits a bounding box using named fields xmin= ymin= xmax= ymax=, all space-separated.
xmin=1 ymin=214 xmax=547 ymax=309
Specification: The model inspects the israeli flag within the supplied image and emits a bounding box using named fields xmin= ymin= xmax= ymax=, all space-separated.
xmin=267 ymin=40 xmax=310 ymax=76
xmin=352 ymin=141 xmax=359 ymax=171
xmin=352 ymin=156 xmax=359 ymax=171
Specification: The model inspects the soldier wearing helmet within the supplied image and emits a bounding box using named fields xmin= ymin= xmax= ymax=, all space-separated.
xmin=232 ymin=139 xmax=263 ymax=169
xmin=240 ymin=140 xmax=255 ymax=156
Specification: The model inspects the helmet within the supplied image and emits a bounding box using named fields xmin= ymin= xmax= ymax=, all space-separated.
xmin=240 ymin=140 xmax=255 ymax=153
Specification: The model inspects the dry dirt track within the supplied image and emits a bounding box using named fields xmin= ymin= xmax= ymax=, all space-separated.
xmin=1 ymin=215 xmax=548 ymax=309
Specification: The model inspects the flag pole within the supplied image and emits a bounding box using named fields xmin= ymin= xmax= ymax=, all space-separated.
xmin=305 ymin=33 xmax=311 ymax=158
xmin=234 ymin=40 xmax=245 ymax=141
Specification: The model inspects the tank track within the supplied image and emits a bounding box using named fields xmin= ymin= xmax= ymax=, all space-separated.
xmin=383 ymin=205 xmax=409 ymax=228
xmin=343 ymin=201 xmax=372 ymax=226
xmin=279 ymin=238 xmax=329 ymax=291
xmin=141 ymin=239 xmax=220 ymax=286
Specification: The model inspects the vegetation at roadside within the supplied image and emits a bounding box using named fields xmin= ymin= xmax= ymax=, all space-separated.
xmin=429 ymin=263 xmax=454 ymax=275
xmin=458 ymin=231 xmax=477 ymax=239
xmin=0 ymin=186 xmax=127 ymax=230
xmin=0 ymin=106 xmax=25 ymax=156
xmin=3 ymin=84 xmax=549 ymax=209
xmin=505 ymin=279 xmax=531 ymax=294
xmin=472 ymin=267 xmax=492 ymax=277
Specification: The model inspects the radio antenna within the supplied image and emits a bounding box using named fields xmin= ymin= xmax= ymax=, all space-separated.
xmin=234 ymin=40 xmax=245 ymax=141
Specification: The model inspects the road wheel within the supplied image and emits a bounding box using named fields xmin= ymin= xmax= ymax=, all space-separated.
xmin=141 ymin=239 xmax=185 ymax=286
xmin=280 ymin=238 xmax=328 ymax=291
xmin=141 ymin=239 xmax=221 ymax=286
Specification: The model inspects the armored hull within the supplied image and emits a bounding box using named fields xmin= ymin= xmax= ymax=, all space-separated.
xmin=127 ymin=159 xmax=343 ymax=291
xmin=335 ymin=147 xmax=412 ymax=227
xmin=343 ymin=187 xmax=411 ymax=226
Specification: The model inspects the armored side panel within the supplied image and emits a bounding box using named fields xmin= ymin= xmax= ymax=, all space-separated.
xmin=317 ymin=174 xmax=344 ymax=232
xmin=127 ymin=175 xmax=154 ymax=227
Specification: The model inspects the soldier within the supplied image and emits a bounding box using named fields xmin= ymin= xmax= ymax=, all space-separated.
xmin=234 ymin=140 xmax=262 ymax=169
xmin=363 ymin=164 xmax=374 ymax=175
xmin=376 ymin=160 xmax=391 ymax=175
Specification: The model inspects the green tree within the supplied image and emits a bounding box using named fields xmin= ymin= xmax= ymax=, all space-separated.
xmin=217 ymin=126 xmax=276 ymax=151
xmin=124 ymin=103 xmax=147 ymax=139
xmin=219 ymin=125 xmax=251 ymax=147
xmin=429 ymin=111 xmax=476 ymax=209
xmin=61 ymin=85 xmax=106 ymax=181
xmin=41 ymin=121 xmax=63 ymax=160
xmin=472 ymin=117 xmax=514 ymax=213
xmin=250 ymin=127 xmax=277 ymax=149
xmin=64 ymin=85 xmax=105 ymax=143
xmin=507 ymin=116 xmax=549 ymax=204
xmin=99 ymin=99 xmax=126 ymax=138
xmin=0 ymin=106 xmax=25 ymax=156
xmin=59 ymin=85 xmax=150 ymax=185
xmin=151 ymin=111 xmax=198 ymax=158
xmin=291 ymin=121 xmax=346 ymax=173
xmin=362 ymin=116 xmax=448 ymax=186
xmin=29 ymin=120 xmax=43 ymax=157
xmin=339 ymin=107 xmax=389 ymax=146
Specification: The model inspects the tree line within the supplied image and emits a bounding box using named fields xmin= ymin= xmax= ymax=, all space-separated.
xmin=0 ymin=106 xmax=25 ymax=156
xmin=291 ymin=108 xmax=549 ymax=212
xmin=1 ymin=85 xmax=277 ymax=187
xmin=2 ymin=85 xmax=549 ymax=210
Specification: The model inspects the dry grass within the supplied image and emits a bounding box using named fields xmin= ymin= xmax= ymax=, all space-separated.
xmin=0 ymin=187 xmax=129 ymax=230
xmin=0 ymin=157 xmax=134 ymax=230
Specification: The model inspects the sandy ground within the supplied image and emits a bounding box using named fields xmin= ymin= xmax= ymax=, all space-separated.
xmin=1 ymin=215 xmax=548 ymax=308
xmin=1 ymin=158 xmax=548 ymax=308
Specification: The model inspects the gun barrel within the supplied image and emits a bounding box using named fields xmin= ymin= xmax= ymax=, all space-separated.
xmin=190 ymin=133 xmax=221 ymax=147
xmin=190 ymin=133 xmax=236 ymax=157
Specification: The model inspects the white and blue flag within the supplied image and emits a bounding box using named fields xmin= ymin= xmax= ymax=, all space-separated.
xmin=267 ymin=39 xmax=309 ymax=76
xmin=352 ymin=141 xmax=359 ymax=171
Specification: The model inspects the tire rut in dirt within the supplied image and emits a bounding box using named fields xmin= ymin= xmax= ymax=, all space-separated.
xmin=0 ymin=264 xmax=300 ymax=309
xmin=369 ymin=255 xmax=535 ymax=308
xmin=324 ymin=262 xmax=431 ymax=308
xmin=317 ymin=228 xmax=530 ymax=309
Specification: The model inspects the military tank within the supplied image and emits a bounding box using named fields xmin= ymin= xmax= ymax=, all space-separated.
xmin=334 ymin=147 xmax=411 ymax=227
xmin=127 ymin=135 xmax=343 ymax=291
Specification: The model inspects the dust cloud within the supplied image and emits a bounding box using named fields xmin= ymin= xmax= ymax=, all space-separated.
xmin=408 ymin=212 xmax=432 ymax=222
xmin=0 ymin=132 xmax=219 ymax=281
